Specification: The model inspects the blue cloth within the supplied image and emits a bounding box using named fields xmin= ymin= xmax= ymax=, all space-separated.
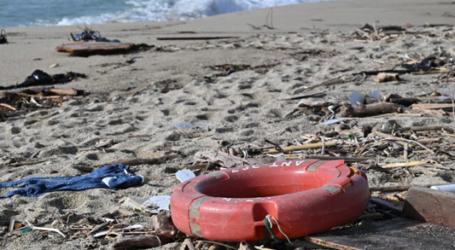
xmin=0 ymin=164 xmax=143 ymax=198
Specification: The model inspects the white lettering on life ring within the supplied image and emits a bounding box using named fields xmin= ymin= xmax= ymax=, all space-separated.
xmin=231 ymin=160 xmax=307 ymax=174
xmin=295 ymin=161 xmax=306 ymax=166
xmin=281 ymin=161 xmax=292 ymax=167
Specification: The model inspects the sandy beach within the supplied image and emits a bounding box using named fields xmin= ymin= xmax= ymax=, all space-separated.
xmin=1 ymin=0 xmax=455 ymax=249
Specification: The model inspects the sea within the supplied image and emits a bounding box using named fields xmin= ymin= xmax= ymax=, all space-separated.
xmin=0 ymin=0 xmax=329 ymax=28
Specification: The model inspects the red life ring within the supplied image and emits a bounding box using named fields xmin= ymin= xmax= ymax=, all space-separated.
xmin=171 ymin=159 xmax=370 ymax=242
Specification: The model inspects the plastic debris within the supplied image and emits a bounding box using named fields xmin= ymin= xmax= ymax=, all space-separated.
xmin=437 ymin=88 xmax=455 ymax=100
xmin=94 ymin=224 xmax=143 ymax=238
xmin=176 ymin=169 xmax=195 ymax=182
xmin=369 ymin=90 xmax=381 ymax=100
xmin=141 ymin=195 xmax=171 ymax=213
xmin=430 ymin=184 xmax=455 ymax=193
xmin=323 ymin=118 xmax=346 ymax=126
xmin=349 ymin=91 xmax=364 ymax=106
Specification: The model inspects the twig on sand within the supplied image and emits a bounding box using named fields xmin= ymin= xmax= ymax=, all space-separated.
xmin=88 ymin=221 xmax=111 ymax=235
xmin=380 ymin=138 xmax=434 ymax=154
xmin=25 ymin=220 xmax=67 ymax=238
xmin=247 ymin=8 xmax=275 ymax=30
xmin=304 ymin=236 xmax=361 ymax=250
xmin=0 ymin=103 xmax=16 ymax=110
xmin=266 ymin=141 xmax=337 ymax=154
xmin=373 ymin=131 xmax=434 ymax=154
xmin=2 ymin=159 xmax=49 ymax=168
xmin=264 ymin=139 xmax=285 ymax=153
xmin=378 ymin=161 xmax=431 ymax=168
xmin=156 ymin=36 xmax=239 ymax=41
xmin=306 ymin=78 xmax=346 ymax=90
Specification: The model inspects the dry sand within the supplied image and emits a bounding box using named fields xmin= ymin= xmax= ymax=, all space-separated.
xmin=1 ymin=0 xmax=455 ymax=249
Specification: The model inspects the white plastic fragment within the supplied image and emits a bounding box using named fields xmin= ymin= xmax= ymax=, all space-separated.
xmin=266 ymin=153 xmax=285 ymax=158
xmin=430 ymin=184 xmax=455 ymax=193
xmin=349 ymin=91 xmax=364 ymax=106
xmin=93 ymin=224 xmax=144 ymax=238
xmin=176 ymin=169 xmax=196 ymax=182
xmin=323 ymin=118 xmax=345 ymax=126
xmin=141 ymin=195 xmax=171 ymax=213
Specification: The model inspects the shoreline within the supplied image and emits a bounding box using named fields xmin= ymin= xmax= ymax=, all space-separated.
xmin=1 ymin=0 xmax=453 ymax=89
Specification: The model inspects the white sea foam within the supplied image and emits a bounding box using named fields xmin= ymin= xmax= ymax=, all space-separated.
xmin=54 ymin=0 xmax=329 ymax=26
xmin=0 ymin=0 xmax=329 ymax=27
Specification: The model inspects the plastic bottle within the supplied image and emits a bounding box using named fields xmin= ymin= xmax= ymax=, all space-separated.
xmin=430 ymin=184 xmax=455 ymax=193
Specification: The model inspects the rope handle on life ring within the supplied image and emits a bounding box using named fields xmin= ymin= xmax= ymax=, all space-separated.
xmin=263 ymin=214 xmax=292 ymax=243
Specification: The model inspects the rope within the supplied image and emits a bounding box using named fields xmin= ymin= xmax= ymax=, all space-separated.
xmin=263 ymin=215 xmax=277 ymax=241
xmin=263 ymin=215 xmax=292 ymax=244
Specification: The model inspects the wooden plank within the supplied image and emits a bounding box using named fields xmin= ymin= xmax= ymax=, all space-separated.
xmin=307 ymin=217 xmax=455 ymax=249
xmin=402 ymin=187 xmax=455 ymax=227
xmin=56 ymin=42 xmax=135 ymax=56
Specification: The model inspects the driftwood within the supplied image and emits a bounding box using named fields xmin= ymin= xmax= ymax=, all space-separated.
xmin=0 ymin=103 xmax=15 ymax=110
xmin=281 ymin=92 xmax=326 ymax=100
xmin=299 ymin=156 xmax=370 ymax=163
xmin=306 ymin=78 xmax=346 ymax=90
xmin=338 ymin=102 xmax=402 ymax=117
xmin=386 ymin=97 xmax=421 ymax=106
xmin=411 ymin=103 xmax=455 ymax=111
xmin=374 ymin=73 xmax=400 ymax=83
xmin=25 ymin=220 xmax=66 ymax=238
xmin=111 ymin=232 xmax=173 ymax=250
xmin=370 ymin=186 xmax=411 ymax=192
xmin=157 ymin=36 xmax=239 ymax=41
xmin=353 ymin=69 xmax=411 ymax=76
xmin=379 ymin=161 xmax=431 ymax=168
xmin=304 ymin=236 xmax=361 ymax=250
xmin=151 ymin=211 xmax=175 ymax=232
xmin=56 ymin=42 xmax=136 ymax=56
xmin=88 ymin=221 xmax=111 ymax=235
xmin=298 ymin=99 xmax=334 ymax=108
xmin=266 ymin=141 xmax=337 ymax=154
xmin=378 ymin=125 xmax=455 ymax=134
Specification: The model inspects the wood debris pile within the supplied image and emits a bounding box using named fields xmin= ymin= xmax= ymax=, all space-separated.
xmin=350 ymin=23 xmax=454 ymax=41
xmin=0 ymin=88 xmax=85 ymax=121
